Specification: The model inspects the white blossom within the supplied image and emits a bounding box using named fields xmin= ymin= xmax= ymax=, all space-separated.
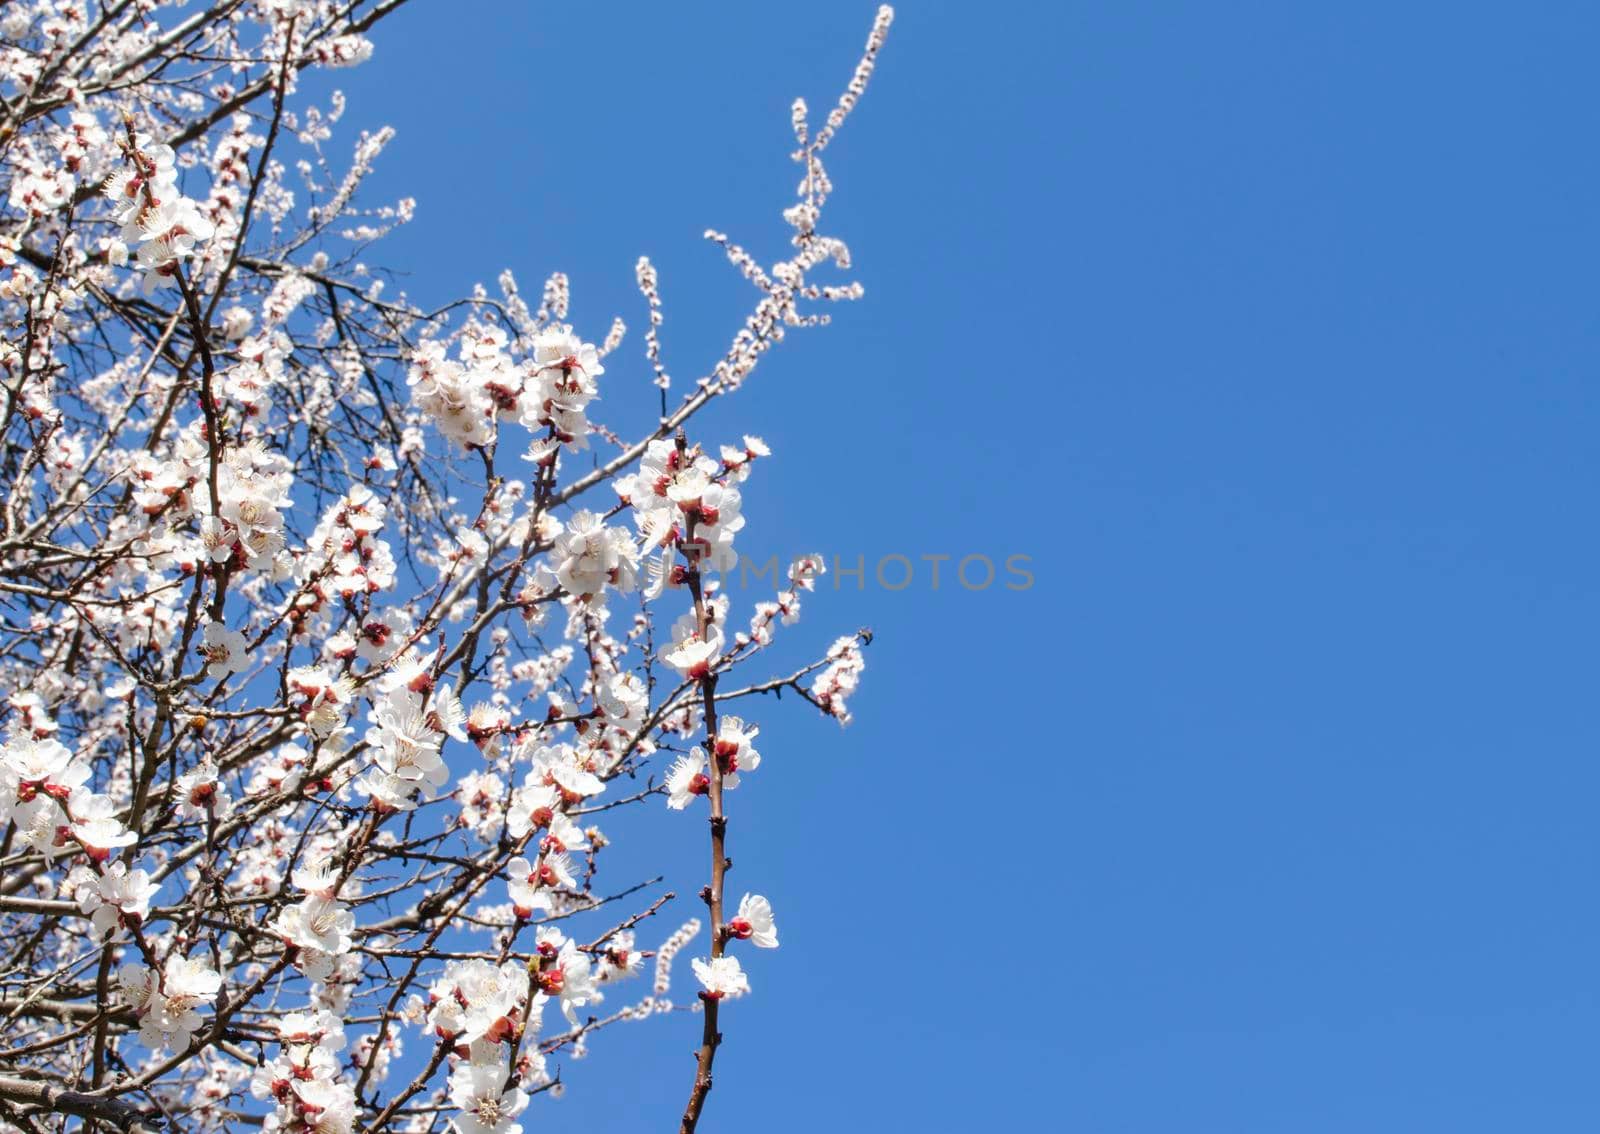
xmin=691 ymin=955 xmax=750 ymax=1000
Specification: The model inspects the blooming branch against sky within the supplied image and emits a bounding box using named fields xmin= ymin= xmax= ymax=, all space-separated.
xmin=0 ymin=3 xmax=896 ymax=1131
xmin=5 ymin=2 xmax=1600 ymax=1131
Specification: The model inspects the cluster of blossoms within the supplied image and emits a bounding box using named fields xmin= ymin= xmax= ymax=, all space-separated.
xmin=689 ymin=893 xmax=780 ymax=1000
xmin=119 ymin=954 xmax=225 ymax=1050
xmin=1 ymin=724 xmax=135 ymax=863
xmin=666 ymin=715 xmax=762 ymax=809
xmin=358 ymin=673 xmax=461 ymax=810
xmin=70 ymin=859 xmax=159 ymax=936
xmin=250 ymin=1011 xmax=355 ymax=1134
xmin=550 ymin=510 xmax=640 ymax=601
xmin=103 ymin=130 xmax=218 ymax=294
xmin=411 ymin=921 xmax=601 ymax=1134
xmin=272 ymin=858 xmax=357 ymax=979
xmin=618 ymin=435 xmax=751 ymax=588
xmin=407 ymin=322 xmax=603 ymax=455
xmin=813 ymin=633 xmax=871 ymax=725
xmin=0 ymin=3 xmax=891 ymax=1132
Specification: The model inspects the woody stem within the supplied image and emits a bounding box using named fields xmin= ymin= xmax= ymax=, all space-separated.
xmin=679 ymin=448 xmax=726 ymax=1134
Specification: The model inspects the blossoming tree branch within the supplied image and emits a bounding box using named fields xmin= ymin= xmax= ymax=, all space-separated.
xmin=0 ymin=2 xmax=892 ymax=1131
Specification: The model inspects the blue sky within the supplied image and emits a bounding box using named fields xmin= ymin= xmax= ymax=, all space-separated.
xmin=324 ymin=2 xmax=1598 ymax=1129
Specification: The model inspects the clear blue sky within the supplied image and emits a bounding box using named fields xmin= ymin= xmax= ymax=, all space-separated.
xmin=326 ymin=2 xmax=1598 ymax=1129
